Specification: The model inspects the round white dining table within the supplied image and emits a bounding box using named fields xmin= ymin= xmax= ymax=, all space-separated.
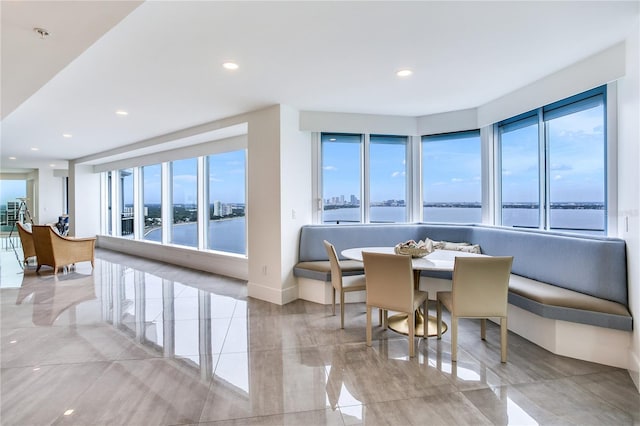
xmin=341 ymin=247 xmax=486 ymax=337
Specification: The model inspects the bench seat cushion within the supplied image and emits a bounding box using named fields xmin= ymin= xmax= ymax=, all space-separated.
xmin=508 ymin=274 xmax=632 ymax=330
xmin=294 ymin=260 xmax=364 ymax=281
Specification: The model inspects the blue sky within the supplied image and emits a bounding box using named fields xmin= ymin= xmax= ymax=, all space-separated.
xmin=322 ymin=104 xmax=603 ymax=205
xmin=0 ymin=180 xmax=27 ymax=205
xmin=134 ymin=150 xmax=246 ymax=205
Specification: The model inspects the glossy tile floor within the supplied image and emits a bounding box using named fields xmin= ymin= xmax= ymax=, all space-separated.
xmin=1 ymin=247 xmax=639 ymax=425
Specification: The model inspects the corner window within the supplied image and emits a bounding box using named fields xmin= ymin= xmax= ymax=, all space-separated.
xmin=422 ymin=131 xmax=481 ymax=223
xmin=321 ymin=133 xmax=362 ymax=224
xmin=369 ymin=135 xmax=408 ymax=223
xmin=497 ymin=86 xmax=606 ymax=235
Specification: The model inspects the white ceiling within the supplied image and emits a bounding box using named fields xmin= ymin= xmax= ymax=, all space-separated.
xmin=1 ymin=1 xmax=638 ymax=171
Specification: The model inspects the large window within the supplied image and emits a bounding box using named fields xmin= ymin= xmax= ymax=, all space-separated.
xmin=102 ymin=146 xmax=247 ymax=255
xmin=207 ymin=150 xmax=246 ymax=255
xmin=142 ymin=164 xmax=162 ymax=242
xmin=422 ymin=131 xmax=481 ymax=223
xmin=321 ymin=133 xmax=362 ymax=224
xmin=171 ymin=158 xmax=198 ymax=247
xmin=498 ymin=86 xmax=606 ymax=235
xmin=369 ymin=135 xmax=408 ymax=223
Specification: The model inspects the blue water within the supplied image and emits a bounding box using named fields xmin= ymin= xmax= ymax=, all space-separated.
xmin=143 ymin=207 xmax=605 ymax=254
xmin=144 ymin=218 xmax=246 ymax=255
xmin=324 ymin=207 xmax=605 ymax=234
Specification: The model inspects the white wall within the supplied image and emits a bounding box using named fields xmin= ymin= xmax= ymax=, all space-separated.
xmin=246 ymin=105 xmax=285 ymax=304
xmin=279 ymin=105 xmax=312 ymax=303
xmin=477 ymin=43 xmax=626 ymax=127
xmin=68 ymin=162 xmax=101 ymax=237
xmin=35 ymin=167 xmax=65 ymax=225
xmin=617 ymin=17 xmax=640 ymax=390
xmin=417 ymin=108 xmax=478 ymax=135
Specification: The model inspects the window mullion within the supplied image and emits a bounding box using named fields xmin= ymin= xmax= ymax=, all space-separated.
xmin=362 ymin=134 xmax=370 ymax=224
xmin=539 ymin=109 xmax=549 ymax=231
xmin=409 ymin=135 xmax=420 ymax=222
xmin=198 ymin=156 xmax=207 ymax=251
xmin=161 ymin=162 xmax=171 ymax=245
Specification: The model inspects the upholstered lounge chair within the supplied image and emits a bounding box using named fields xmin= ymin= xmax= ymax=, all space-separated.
xmin=31 ymin=225 xmax=96 ymax=274
xmin=16 ymin=222 xmax=37 ymax=265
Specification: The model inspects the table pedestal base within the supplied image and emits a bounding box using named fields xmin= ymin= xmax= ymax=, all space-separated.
xmin=387 ymin=311 xmax=447 ymax=337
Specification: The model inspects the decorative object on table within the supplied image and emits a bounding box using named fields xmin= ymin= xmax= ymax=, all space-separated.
xmin=394 ymin=239 xmax=433 ymax=257
xmin=430 ymin=239 xmax=482 ymax=253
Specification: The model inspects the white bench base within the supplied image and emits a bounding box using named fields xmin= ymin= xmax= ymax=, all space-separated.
xmin=507 ymin=304 xmax=631 ymax=369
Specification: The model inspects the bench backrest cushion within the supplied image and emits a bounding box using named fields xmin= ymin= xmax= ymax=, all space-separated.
xmin=298 ymin=224 xmax=424 ymax=262
xmin=298 ymin=223 xmax=628 ymax=306
xmin=471 ymin=226 xmax=628 ymax=306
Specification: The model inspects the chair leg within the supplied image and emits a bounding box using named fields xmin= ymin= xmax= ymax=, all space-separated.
xmin=340 ymin=290 xmax=345 ymax=329
xmin=366 ymin=305 xmax=372 ymax=347
xmin=332 ymin=288 xmax=336 ymax=316
xmin=500 ymin=317 xmax=508 ymax=363
xmin=436 ymin=299 xmax=442 ymax=339
xmin=382 ymin=310 xmax=388 ymax=329
xmin=481 ymin=318 xmax=487 ymax=340
xmin=451 ymin=317 xmax=458 ymax=362
xmin=408 ymin=310 xmax=416 ymax=357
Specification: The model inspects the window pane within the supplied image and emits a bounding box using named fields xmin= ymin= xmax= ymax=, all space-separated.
xmin=119 ymin=168 xmax=134 ymax=238
xmin=0 ymin=180 xmax=27 ymax=232
xmin=369 ymin=135 xmax=407 ymax=223
xmin=499 ymin=120 xmax=540 ymax=228
xmin=321 ymin=133 xmax=361 ymax=224
xmin=422 ymin=131 xmax=481 ymax=223
xmin=142 ymin=164 xmax=162 ymax=242
xmin=207 ymin=150 xmax=246 ymax=255
xmin=171 ymin=158 xmax=198 ymax=247
xmin=547 ymin=101 xmax=605 ymax=235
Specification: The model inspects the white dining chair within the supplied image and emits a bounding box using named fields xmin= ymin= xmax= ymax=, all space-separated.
xmin=436 ymin=256 xmax=513 ymax=362
xmin=362 ymin=251 xmax=429 ymax=357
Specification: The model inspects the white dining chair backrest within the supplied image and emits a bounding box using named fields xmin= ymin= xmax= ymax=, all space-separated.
xmin=362 ymin=251 xmax=414 ymax=313
xmin=452 ymin=256 xmax=513 ymax=317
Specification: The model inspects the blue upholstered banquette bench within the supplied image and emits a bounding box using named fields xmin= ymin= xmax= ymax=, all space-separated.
xmin=294 ymin=224 xmax=632 ymax=331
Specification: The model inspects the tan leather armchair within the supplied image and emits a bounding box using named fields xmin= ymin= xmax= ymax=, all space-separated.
xmin=323 ymin=240 xmax=367 ymax=329
xmin=31 ymin=225 xmax=96 ymax=274
xmin=362 ymin=251 xmax=429 ymax=358
xmin=436 ymin=256 xmax=513 ymax=363
xmin=16 ymin=222 xmax=37 ymax=265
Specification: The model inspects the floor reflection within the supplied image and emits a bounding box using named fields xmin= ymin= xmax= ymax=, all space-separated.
xmin=2 ymin=248 xmax=638 ymax=425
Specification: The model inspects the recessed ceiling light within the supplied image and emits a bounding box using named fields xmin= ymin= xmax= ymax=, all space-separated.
xmin=222 ymin=62 xmax=239 ymax=70
xmin=49 ymin=164 xmax=56 ymax=168
xmin=30 ymin=147 xmax=39 ymax=151
xmin=63 ymin=133 xmax=72 ymax=138
xmin=329 ymin=138 xmax=337 ymax=141
xmin=63 ymin=409 xmax=74 ymax=416
xmin=115 ymin=110 xmax=128 ymax=116
xmin=396 ymin=69 xmax=413 ymax=77
xmin=9 ymin=156 xmax=16 ymax=160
